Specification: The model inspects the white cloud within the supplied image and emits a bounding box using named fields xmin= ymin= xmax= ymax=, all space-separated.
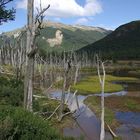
xmin=53 ymin=17 xmax=61 ymax=21
xmin=75 ymin=17 xmax=89 ymax=25
xmin=17 ymin=0 xmax=27 ymax=9
xmin=98 ymin=23 xmax=123 ymax=30
xmin=16 ymin=0 xmax=102 ymax=18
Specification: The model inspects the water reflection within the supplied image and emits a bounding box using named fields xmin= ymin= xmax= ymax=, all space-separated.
xmin=116 ymin=112 xmax=140 ymax=127
xmin=50 ymin=90 xmax=140 ymax=140
xmin=50 ymin=91 xmax=100 ymax=140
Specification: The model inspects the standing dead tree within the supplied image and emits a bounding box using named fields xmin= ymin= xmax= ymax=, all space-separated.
xmin=40 ymin=52 xmax=80 ymax=121
xmin=95 ymin=54 xmax=105 ymax=140
xmin=14 ymin=33 xmax=27 ymax=80
xmin=73 ymin=52 xmax=80 ymax=85
xmin=59 ymin=55 xmax=72 ymax=121
xmin=0 ymin=33 xmax=26 ymax=79
xmin=24 ymin=0 xmax=50 ymax=111
xmin=95 ymin=55 xmax=118 ymax=140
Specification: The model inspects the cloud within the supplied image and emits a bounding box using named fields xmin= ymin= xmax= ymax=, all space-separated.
xmin=75 ymin=17 xmax=89 ymax=25
xmin=16 ymin=0 xmax=102 ymax=18
xmin=98 ymin=23 xmax=123 ymax=30
xmin=53 ymin=17 xmax=61 ymax=22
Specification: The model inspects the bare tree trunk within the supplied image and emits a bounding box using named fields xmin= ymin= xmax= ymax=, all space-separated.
xmin=24 ymin=0 xmax=34 ymax=111
xmin=24 ymin=0 xmax=50 ymax=111
xmin=96 ymin=55 xmax=105 ymax=140
xmin=59 ymin=57 xmax=72 ymax=121
xmin=59 ymin=67 xmax=67 ymax=121
xmin=73 ymin=53 xmax=80 ymax=85
xmin=100 ymin=62 xmax=105 ymax=140
xmin=74 ymin=63 xmax=80 ymax=85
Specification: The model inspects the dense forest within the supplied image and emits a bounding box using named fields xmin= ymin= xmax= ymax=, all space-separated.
xmin=78 ymin=21 xmax=140 ymax=60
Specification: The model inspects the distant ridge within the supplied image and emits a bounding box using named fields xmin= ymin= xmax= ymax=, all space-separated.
xmin=78 ymin=20 xmax=140 ymax=60
xmin=0 ymin=21 xmax=111 ymax=52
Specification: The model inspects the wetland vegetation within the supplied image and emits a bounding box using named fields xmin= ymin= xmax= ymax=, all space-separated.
xmin=72 ymin=75 xmax=139 ymax=95
xmin=0 ymin=1 xmax=140 ymax=140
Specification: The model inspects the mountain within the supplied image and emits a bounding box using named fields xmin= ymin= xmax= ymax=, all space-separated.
xmin=1 ymin=21 xmax=111 ymax=53
xmin=78 ymin=20 xmax=140 ymax=60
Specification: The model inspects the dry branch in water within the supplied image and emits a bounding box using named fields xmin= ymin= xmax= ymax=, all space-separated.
xmin=106 ymin=123 xmax=118 ymax=138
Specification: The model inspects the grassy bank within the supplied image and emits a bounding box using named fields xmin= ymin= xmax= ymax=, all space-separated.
xmin=84 ymin=95 xmax=140 ymax=128
xmin=72 ymin=75 xmax=138 ymax=95
xmin=104 ymin=96 xmax=140 ymax=112
xmin=84 ymin=96 xmax=118 ymax=129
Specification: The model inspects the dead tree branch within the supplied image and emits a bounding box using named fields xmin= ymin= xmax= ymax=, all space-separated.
xmin=106 ymin=123 xmax=118 ymax=138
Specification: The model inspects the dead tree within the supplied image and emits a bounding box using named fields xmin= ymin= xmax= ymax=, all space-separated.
xmin=95 ymin=54 xmax=105 ymax=140
xmin=73 ymin=52 xmax=80 ymax=85
xmin=0 ymin=28 xmax=27 ymax=81
xmin=24 ymin=0 xmax=50 ymax=111
xmin=14 ymin=33 xmax=26 ymax=81
xmin=59 ymin=56 xmax=72 ymax=121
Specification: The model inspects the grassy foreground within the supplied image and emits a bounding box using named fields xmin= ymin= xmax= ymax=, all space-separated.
xmin=0 ymin=74 xmax=76 ymax=140
xmin=72 ymin=75 xmax=138 ymax=95
xmin=0 ymin=105 xmax=75 ymax=140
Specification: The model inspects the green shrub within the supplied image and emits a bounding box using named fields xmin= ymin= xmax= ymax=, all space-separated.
xmin=0 ymin=105 xmax=75 ymax=140
xmin=0 ymin=76 xmax=23 ymax=106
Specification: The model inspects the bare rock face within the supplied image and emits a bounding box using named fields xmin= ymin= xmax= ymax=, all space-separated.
xmin=47 ymin=30 xmax=63 ymax=47
xmin=13 ymin=31 xmax=21 ymax=38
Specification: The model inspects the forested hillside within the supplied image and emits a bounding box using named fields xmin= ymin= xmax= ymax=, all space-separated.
xmin=0 ymin=21 xmax=111 ymax=53
xmin=78 ymin=20 xmax=140 ymax=60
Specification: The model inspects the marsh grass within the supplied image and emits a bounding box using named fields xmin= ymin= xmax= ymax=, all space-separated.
xmin=84 ymin=96 xmax=118 ymax=128
xmin=104 ymin=96 xmax=140 ymax=112
xmin=85 ymin=95 xmax=140 ymax=130
xmin=72 ymin=75 xmax=139 ymax=95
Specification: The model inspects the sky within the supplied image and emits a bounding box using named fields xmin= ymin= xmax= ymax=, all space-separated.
xmin=0 ymin=0 xmax=140 ymax=32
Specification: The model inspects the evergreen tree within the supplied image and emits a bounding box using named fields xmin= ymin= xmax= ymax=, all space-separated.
xmin=0 ymin=0 xmax=15 ymax=24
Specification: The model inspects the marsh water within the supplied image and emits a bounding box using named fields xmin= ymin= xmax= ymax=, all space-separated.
xmin=50 ymin=70 xmax=140 ymax=140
